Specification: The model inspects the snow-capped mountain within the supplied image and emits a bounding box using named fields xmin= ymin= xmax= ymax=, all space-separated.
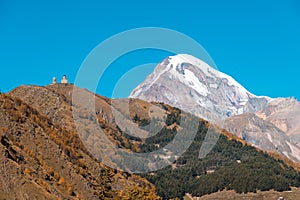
xmin=130 ymin=54 xmax=270 ymax=122
xmin=130 ymin=54 xmax=300 ymax=162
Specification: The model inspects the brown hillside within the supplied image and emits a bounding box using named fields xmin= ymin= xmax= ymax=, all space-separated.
xmin=0 ymin=90 xmax=159 ymax=199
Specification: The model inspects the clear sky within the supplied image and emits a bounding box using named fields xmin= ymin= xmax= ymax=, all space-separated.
xmin=0 ymin=0 xmax=300 ymax=99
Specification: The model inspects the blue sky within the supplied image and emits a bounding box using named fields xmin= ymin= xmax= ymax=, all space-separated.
xmin=0 ymin=0 xmax=300 ymax=99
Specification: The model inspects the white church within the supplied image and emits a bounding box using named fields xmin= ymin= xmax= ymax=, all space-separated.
xmin=51 ymin=75 xmax=68 ymax=85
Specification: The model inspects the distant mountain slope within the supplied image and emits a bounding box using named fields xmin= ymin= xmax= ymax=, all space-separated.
xmin=256 ymin=97 xmax=300 ymax=146
xmin=130 ymin=54 xmax=300 ymax=163
xmin=224 ymin=113 xmax=300 ymax=162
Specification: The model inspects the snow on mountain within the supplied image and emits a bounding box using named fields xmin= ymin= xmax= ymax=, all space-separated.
xmin=130 ymin=54 xmax=271 ymax=122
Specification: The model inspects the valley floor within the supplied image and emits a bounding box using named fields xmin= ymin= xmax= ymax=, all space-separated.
xmin=185 ymin=187 xmax=300 ymax=200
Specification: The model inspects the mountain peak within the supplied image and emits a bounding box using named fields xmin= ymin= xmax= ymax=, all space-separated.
xmin=130 ymin=54 xmax=271 ymax=122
